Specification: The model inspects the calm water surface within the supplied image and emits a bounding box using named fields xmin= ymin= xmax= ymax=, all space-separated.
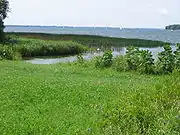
xmin=5 ymin=26 xmax=180 ymax=43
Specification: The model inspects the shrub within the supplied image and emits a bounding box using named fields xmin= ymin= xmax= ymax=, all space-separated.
xmin=114 ymin=47 xmax=154 ymax=74
xmin=95 ymin=51 xmax=113 ymax=68
xmin=4 ymin=35 xmax=19 ymax=45
xmin=156 ymin=44 xmax=175 ymax=74
xmin=174 ymin=44 xmax=180 ymax=69
xmin=112 ymin=55 xmax=128 ymax=72
xmin=126 ymin=46 xmax=141 ymax=71
xmin=0 ymin=45 xmax=21 ymax=60
xmin=137 ymin=50 xmax=155 ymax=74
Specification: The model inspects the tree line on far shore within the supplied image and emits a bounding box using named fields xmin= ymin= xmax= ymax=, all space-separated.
xmin=166 ymin=24 xmax=180 ymax=30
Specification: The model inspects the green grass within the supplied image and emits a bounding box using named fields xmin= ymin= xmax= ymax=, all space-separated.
xmin=0 ymin=61 xmax=179 ymax=134
xmin=7 ymin=32 xmax=168 ymax=47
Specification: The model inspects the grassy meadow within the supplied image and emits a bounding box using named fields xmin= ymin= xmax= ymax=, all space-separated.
xmin=0 ymin=60 xmax=180 ymax=134
xmin=0 ymin=33 xmax=180 ymax=134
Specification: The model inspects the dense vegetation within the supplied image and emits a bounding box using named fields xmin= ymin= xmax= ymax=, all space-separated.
xmin=166 ymin=24 xmax=180 ymax=30
xmin=0 ymin=37 xmax=87 ymax=59
xmin=7 ymin=32 xmax=167 ymax=47
xmin=94 ymin=44 xmax=180 ymax=75
xmin=0 ymin=59 xmax=179 ymax=134
xmin=0 ymin=33 xmax=169 ymax=60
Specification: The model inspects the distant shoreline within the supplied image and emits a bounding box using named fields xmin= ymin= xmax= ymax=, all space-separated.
xmin=5 ymin=25 xmax=164 ymax=30
xmin=5 ymin=25 xmax=180 ymax=43
xmin=165 ymin=24 xmax=180 ymax=30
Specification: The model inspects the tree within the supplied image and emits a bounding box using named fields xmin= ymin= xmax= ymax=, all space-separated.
xmin=165 ymin=24 xmax=180 ymax=30
xmin=0 ymin=0 xmax=9 ymax=43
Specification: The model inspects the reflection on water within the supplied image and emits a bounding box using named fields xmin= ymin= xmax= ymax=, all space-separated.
xmin=26 ymin=45 xmax=177 ymax=64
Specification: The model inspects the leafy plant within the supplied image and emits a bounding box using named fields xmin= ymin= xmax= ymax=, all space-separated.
xmin=137 ymin=50 xmax=155 ymax=74
xmin=174 ymin=43 xmax=180 ymax=69
xmin=95 ymin=51 xmax=113 ymax=68
xmin=156 ymin=44 xmax=175 ymax=74
xmin=0 ymin=45 xmax=21 ymax=60
xmin=113 ymin=55 xmax=128 ymax=72
xmin=126 ymin=46 xmax=141 ymax=71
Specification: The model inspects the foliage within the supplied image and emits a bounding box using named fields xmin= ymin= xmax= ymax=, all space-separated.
xmin=137 ymin=50 xmax=155 ymax=74
xmin=112 ymin=55 xmax=128 ymax=72
xmin=0 ymin=0 xmax=9 ymax=20
xmin=123 ymin=46 xmax=155 ymax=74
xmin=156 ymin=44 xmax=175 ymax=74
xmin=0 ymin=37 xmax=87 ymax=60
xmin=9 ymin=38 xmax=87 ymax=58
xmin=95 ymin=51 xmax=113 ymax=68
xmin=0 ymin=45 xmax=21 ymax=60
xmin=7 ymin=32 xmax=167 ymax=47
xmin=174 ymin=43 xmax=180 ymax=68
xmin=4 ymin=35 xmax=19 ymax=45
xmin=0 ymin=0 xmax=9 ymax=43
xmin=166 ymin=24 xmax=180 ymax=30
xmin=15 ymin=38 xmax=87 ymax=57
xmin=126 ymin=46 xmax=141 ymax=71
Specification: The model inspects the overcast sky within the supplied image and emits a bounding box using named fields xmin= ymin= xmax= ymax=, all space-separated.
xmin=4 ymin=0 xmax=180 ymax=28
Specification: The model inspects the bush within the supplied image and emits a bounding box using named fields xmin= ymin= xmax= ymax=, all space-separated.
xmin=112 ymin=55 xmax=128 ymax=72
xmin=174 ymin=44 xmax=180 ymax=69
xmin=0 ymin=45 xmax=21 ymax=60
xmin=156 ymin=44 xmax=175 ymax=74
xmin=4 ymin=35 xmax=19 ymax=45
xmin=115 ymin=47 xmax=154 ymax=74
xmin=137 ymin=50 xmax=155 ymax=74
xmin=126 ymin=46 xmax=141 ymax=71
xmin=95 ymin=51 xmax=113 ymax=68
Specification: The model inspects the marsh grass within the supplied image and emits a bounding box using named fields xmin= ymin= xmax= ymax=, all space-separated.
xmin=0 ymin=37 xmax=87 ymax=59
xmin=7 ymin=32 xmax=167 ymax=47
xmin=15 ymin=38 xmax=87 ymax=57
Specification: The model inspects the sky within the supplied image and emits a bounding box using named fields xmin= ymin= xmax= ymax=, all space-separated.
xmin=4 ymin=0 xmax=180 ymax=28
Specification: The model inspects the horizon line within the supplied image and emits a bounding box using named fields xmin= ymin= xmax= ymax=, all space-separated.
xmin=5 ymin=25 xmax=164 ymax=29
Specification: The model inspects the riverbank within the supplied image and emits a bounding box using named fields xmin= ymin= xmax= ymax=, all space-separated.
xmin=1 ymin=33 xmax=169 ymax=60
xmin=0 ymin=61 xmax=179 ymax=134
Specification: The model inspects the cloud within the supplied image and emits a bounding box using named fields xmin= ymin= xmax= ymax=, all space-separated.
xmin=159 ymin=8 xmax=169 ymax=15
